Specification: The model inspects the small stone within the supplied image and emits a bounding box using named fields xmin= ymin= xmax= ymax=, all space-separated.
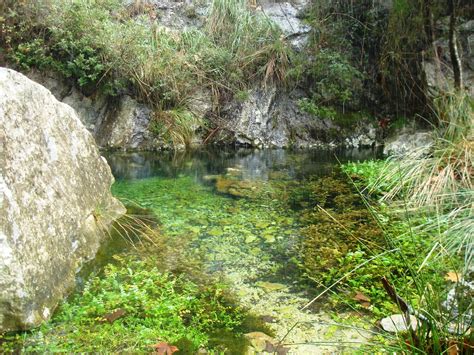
xmin=245 ymin=235 xmax=257 ymax=244
xmin=255 ymin=221 xmax=270 ymax=229
xmin=255 ymin=281 xmax=287 ymax=292
xmin=380 ymin=314 xmax=418 ymax=333
xmin=244 ymin=332 xmax=274 ymax=352
xmin=263 ymin=234 xmax=276 ymax=243
xmin=208 ymin=227 xmax=223 ymax=237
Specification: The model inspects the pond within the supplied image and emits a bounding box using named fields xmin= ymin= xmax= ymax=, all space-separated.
xmin=103 ymin=147 xmax=381 ymax=353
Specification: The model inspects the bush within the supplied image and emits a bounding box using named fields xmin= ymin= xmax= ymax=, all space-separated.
xmin=2 ymin=0 xmax=295 ymax=147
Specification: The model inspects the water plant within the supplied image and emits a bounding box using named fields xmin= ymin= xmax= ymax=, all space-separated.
xmin=0 ymin=256 xmax=251 ymax=353
xmin=332 ymin=92 xmax=473 ymax=352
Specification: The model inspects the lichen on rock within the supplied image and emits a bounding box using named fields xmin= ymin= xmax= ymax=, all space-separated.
xmin=0 ymin=68 xmax=125 ymax=331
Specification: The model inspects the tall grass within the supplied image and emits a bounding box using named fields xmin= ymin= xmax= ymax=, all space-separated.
xmin=3 ymin=0 xmax=293 ymax=148
xmin=353 ymin=91 xmax=473 ymax=352
xmin=206 ymin=0 xmax=291 ymax=87
xmin=368 ymin=92 xmax=473 ymax=267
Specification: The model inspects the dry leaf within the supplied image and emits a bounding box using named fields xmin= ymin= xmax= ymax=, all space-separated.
xmin=353 ymin=291 xmax=371 ymax=303
xmin=447 ymin=340 xmax=459 ymax=355
xmin=151 ymin=342 xmax=179 ymax=355
xmin=99 ymin=309 xmax=126 ymax=324
xmin=445 ymin=272 xmax=461 ymax=282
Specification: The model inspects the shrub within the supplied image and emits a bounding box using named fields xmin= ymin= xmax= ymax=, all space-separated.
xmin=2 ymin=0 xmax=294 ymax=146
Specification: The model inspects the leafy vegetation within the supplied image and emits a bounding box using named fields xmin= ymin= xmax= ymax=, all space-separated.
xmin=1 ymin=0 xmax=291 ymax=104
xmin=0 ymin=256 xmax=251 ymax=353
xmin=288 ymin=173 xmax=451 ymax=319
xmin=337 ymin=91 xmax=473 ymax=353
xmin=0 ymin=0 xmax=295 ymax=147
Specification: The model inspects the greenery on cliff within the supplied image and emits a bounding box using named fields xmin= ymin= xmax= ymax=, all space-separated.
xmin=1 ymin=0 xmax=290 ymax=108
xmin=0 ymin=0 xmax=472 ymax=353
xmin=2 ymin=0 xmax=471 ymax=126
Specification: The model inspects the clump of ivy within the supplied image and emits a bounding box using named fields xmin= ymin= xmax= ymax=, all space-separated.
xmin=0 ymin=256 xmax=255 ymax=353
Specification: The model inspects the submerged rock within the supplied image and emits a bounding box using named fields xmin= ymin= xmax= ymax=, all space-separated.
xmin=255 ymin=281 xmax=287 ymax=292
xmin=0 ymin=68 xmax=125 ymax=331
xmin=215 ymin=176 xmax=261 ymax=198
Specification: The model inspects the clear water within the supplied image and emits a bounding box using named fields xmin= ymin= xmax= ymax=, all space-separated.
xmin=104 ymin=147 xmax=380 ymax=352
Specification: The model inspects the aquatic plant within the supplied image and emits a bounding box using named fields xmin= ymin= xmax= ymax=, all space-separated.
xmin=337 ymin=119 xmax=472 ymax=353
xmin=0 ymin=257 xmax=250 ymax=353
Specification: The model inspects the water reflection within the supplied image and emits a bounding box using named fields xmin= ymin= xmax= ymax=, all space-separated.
xmin=104 ymin=147 xmax=382 ymax=182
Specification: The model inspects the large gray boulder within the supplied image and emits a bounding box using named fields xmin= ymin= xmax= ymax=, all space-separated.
xmin=0 ymin=68 xmax=125 ymax=331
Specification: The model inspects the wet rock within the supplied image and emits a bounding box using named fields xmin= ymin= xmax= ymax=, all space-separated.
xmin=215 ymin=176 xmax=260 ymax=198
xmin=0 ymin=68 xmax=125 ymax=331
xmin=380 ymin=314 xmax=418 ymax=333
xmin=244 ymin=332 xmax=274 ymax=352
xmin=244 ymin=331 xmax=289 ymax=354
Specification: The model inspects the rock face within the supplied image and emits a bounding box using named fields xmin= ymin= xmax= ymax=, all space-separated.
xmin=22 ymin=1 xmax=382 ymax=151
xmin=26 ymin=71 xmax=160 ymax=151
xmin=220 ymin=86 xmax=380 ymax=148
xmin=423 ymin=18 xmax=474 ymax=97
xmin=0 ymin=68 xmax=125 ymax=331
xmin=261 ymin=1 xmax=311 ymax=50
xmin=99 ymin=95 xmax=156 ymax=150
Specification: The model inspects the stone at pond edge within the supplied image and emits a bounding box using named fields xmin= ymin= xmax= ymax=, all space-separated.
xmin=380 ymin=314 xmax=418 ymax=333
xmin=0 ymin=68 xmax=125 ymax=332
